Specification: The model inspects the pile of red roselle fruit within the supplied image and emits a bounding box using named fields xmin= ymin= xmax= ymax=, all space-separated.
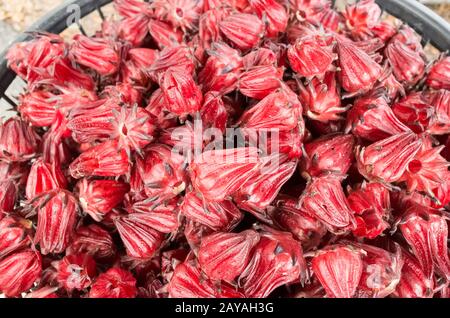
xmin=0 ymin=0 xmax=449 ymax=298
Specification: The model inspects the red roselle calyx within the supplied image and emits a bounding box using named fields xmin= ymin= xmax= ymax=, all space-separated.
xmin=54 ymin=253 xmax=97 ymax=292
xmin=298 ymin=72 xmax=345 ymax=123
xmin=335 ymin=36 xmax=383 ymax=95
xmin=0 ymin=249 xmax=42 ymax=297
xmin=346 ymin=93 xmax=411 ymax=142
xmin=26 ymin=158 xmax=67 ymax=200
xmin=302 ymin=133 xmax=355 ymax=177
xmin=288 ymin=34 xmax=335 ymax=79
xmin=347 ymin=182 xmax=391 ymax=239
xmin=89 ymin=267 xmax=137 ymax=298
xmin=271 ymin=195 xmax=327 ymax=250
xmin=0 ymin=180 xmax=17 ymax=214
xmin=311 ymin=244 xmax=364 ymax=298
xmin=426 ymin=56 xmax=450 ymax=90
xmin=298 ymin=174 xmax=356 ymax=234
xmin=76 ymin=179 xmax=130 ymax=222
xmin=69 ymin=35 xmax=121 ymax=76
xmin=356 ymin=132 xmax=422 ymax=184
xmin=0 ymin=215 xmax=32 ymax=258
xmin=34 ymin=190 xmax=78 ymax=255
xmin=241 ymin=228 xmax=307 ymax=298
xmin=238 ymin=65 xmax=283 ymax=100
xmin=198 ymin=230 xmax=260 ymax=283
xmin=69 ymin=140 xmax=130 ymax=179
xmin=399 ymin=205 xmax=450 ymax=280
xmin=385 ymin=40 xmax=425 ymax=87
xmin=219 ymin=13 xmax=264 ymax=51
xmin=0 ymin=117 xmax=39 ymax=162
xmin=180 ymin=191 xmax=243 ymax=232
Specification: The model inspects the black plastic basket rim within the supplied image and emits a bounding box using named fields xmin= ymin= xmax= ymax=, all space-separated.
xmin=0 ymin=0 xmax=449 ymax=97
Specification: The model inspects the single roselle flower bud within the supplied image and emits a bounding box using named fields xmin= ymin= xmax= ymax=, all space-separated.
xmin=0 ymin=249 xmax=42 ymax=297
xmin=347 ymin=182 xmax=391 ymax=239
xmin=249 ymin=0 xmax=288 ymax=37
xmin=147 ymin=19 xmax=183 ymax=50
xmin=0 ymin=117 xmax=39 ymax=163
xmin=40 ymin=114 xmax=72 ymax=166
xmin=385 ymin=40 xmax=425 ymax=87
xmin=67 ymin=99 xmax=120 ymax=144
xmin=48 ymin=57 xmax=96 ymax=91
xmin=76 ymin=179 xmax=129 ymax=222
xmin=426 ymin=56 xmax=450 ymax=90
xmin=67 ymin=224 xmax=116 ymax=261
xmin=70 ymin=35 xmax=121 ymax=76
xmin=399 ymin=205 xmax=450 ymax=281
xmin=114 ymin=213 xmax=165 ymax=259
xmin=311 ymin=244 xmax=364 ymax=298
xmin=234 ymin=155 xmax=297 ymax=220
xmin=34 ymin=190 xmax=78 ymax=255
xmin=101 ymin=83 xmax=142 ymax=106
xmin=137 ymin=144 xmax=187 ymax=203
xmin=374 ymin=73 xmax=405 ymax=100
xmin=149 ymin=45 xmax=195 ymax=81
xmin=198 ymin=230 xmax=260 ymax=283
xmin=399 ymin=135 xmax=449 ymax=198
xmin=243 ymin=47 xmax=278 ymax=68
xmin=184 ymin=219 xmax=214 ymax=253
xmin=128 ymin=201 xmax=180 ymax=234
xmin=54 ymin=253 xmax=97 ymax=291
xmin=288 ymin=34 xmax=335 ymax=79
xmin=116 ymin=14 xmax=151 ymax=47
xmin=89 ymin=267 xmax=138 ymax=298
xmin=180 ymin=191 xmax=243 ymax=231
xmin=190 ymin=147 xmax=262 ymax=202
xmin=159 ymin=68 xmax=203 ymax=120
xmin=336 ymin=37 xmax=383 ymax=95
xmin=346 ymin=241 xmax=403 ymax=298
xmin=298 ymin=72 xmax=346 ymax=123
xmin=69 ymin=140 xmax=130 ymax=179
xmin=152 ymin=0 xmax=202 ymax=31
xmin=114 ymin=0 xmax=152 ymax=18
xmin=199 ymin=9 xmax=228 ymax=49
xmin=238 ymin=88 xmax=301 ymax=131
xmin=356 ymin=132 xmax=422 ymax=184
xmin=241 ymin=228 xmax=307 ymax=298
xmin=370 ymin=21 xmax=397 ymax=43
xmin=392 ymin=91 xmax=434 ymax=134
xmin=121 ymin=48 xmax=158 ymax=87
xmin=168 ymin=259 xmax=245 ymax=298
xmin=290 ymin=0 xmax=331 ymax=23
xmin=220 ymin=13 xmax=265 ymax=50
xmin=110 ymin=105 xmax=156 ymax=155
xmin=302 ymin=133 xmax=355 ymax=177
xmin=18 ymin=85 xmax=97 ymax=128
xmin=0 ymin=215 xmax=32 ymax=258
xmin=200 ymin=92 xmax=228 ymax=133
xmin=298 ymin=174 xmax=356 ymax=233
xmin=346 ymin=93 xmax=411 ymax=142
xmin=26 ymin=158 xmax=67 ymax=201
xmin=198 ymin=42 xmax=243 ymax=95
xmin=146 ymin=89 xmax=178 ymax=129
xmin=0 ymin=180 xmax=16 ymax=214
xmin=393 ymin=248 xmax=434 ymax=298
xmin=427 ymin=89 xmax=450 ymax=135
xmin=271 ymin=195 xmax=327 ymax=250
xmin=238 ymin=65 xmax=283 ymax=99
xmin=0 ymin=161 xmax=29 ymax=189
xmin=343 ymin=0 xmax=382 ymax=40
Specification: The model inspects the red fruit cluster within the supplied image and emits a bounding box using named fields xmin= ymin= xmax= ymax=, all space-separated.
xmin=0 ymin=0 xmax=449 ymax=298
